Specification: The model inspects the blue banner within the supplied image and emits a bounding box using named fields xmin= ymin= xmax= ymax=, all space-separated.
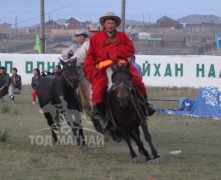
xmin=159 ymin=87 xmax=221 ymax=119
xmin=214 ymin=32 xmax=220 ymax=50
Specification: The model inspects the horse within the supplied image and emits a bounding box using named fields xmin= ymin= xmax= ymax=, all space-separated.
xmin=36 ymin=59 xmax=86 ymax=148
xmin=76 ymin=69 xmax=93 ymax=117
xmin=106 ymin=63 xmax=161 ymax=163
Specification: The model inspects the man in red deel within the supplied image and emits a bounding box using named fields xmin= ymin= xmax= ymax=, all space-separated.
xmin=84 ymin=12 xmax=155 ymax=128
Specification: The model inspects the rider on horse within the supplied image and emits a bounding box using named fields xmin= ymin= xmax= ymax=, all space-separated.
xmin=74 ymin=24 xmax=100 ymax=64
xmin=61 ymin=29 xmax=88 ymax=61
xmin=84 ymin=12 xmax=156 ymax=129
xmin=74 ymin=25 xmax=100 ymax=116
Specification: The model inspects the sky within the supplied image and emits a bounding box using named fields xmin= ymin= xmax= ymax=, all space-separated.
xmin=1 ymin=0 xmax=221 ymax=28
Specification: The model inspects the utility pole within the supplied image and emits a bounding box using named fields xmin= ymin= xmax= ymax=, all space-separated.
xmin=148 ymin=13 xmax=151 ymax=24
xmin=142 ymin=13 xmax=145 ymax=29
xmin=121 ymin=0 xmax=126 ymax=32
xmin=40 ymin=0 xmax=46 ymax=53
xmin=15 ymin=15 xmax=18 ymax=32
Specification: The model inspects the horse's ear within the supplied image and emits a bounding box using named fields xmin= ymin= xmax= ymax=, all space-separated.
xmin=59 ymin=58 xmax=65 ymax=66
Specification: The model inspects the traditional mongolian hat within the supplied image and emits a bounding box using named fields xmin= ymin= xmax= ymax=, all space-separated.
xmin=75 ymin=29 xmax=88 ymax=38
xmin=99 ymin=12 xmax=121 ymax=27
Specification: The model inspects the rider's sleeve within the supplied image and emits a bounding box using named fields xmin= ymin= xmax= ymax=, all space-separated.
xmin=74 ymin=41 xmax=89 ymax=63
xmin=84 ymin=37 xmax=99 ymax=83
xmin=61 ymin=44 xmax=77 ymax=60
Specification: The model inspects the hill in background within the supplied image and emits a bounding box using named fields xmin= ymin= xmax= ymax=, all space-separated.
xmin=177 ymin=14 xmax=221 ymax=24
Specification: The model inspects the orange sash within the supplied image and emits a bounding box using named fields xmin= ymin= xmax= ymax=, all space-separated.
xmin=96 ymin=59 xmax=127 ymax=69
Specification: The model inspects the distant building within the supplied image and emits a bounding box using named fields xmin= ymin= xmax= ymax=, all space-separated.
xmin=45 ymin=19 xmax=67 ymax=30
xmin=0 ymin=23 xmax=11 ymax=30
xmin=45 ymin=17 xmax=86 ymax=31
xmin=66 ymin=17 xmax=86 ymax=29
xmin=156 ymin=16 xmax=180 ymax=28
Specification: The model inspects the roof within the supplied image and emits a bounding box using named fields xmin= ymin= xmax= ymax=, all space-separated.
xmin=47 ymin=18 xmax=85 ymax=26
xmin=0 ymin=23 xmax=11 ymax=29
xmin=157 ymin=16 xmax=177 ymax=23
xmin=73 ymin=17 xmax=85 ymax=23
xmin=68 ymin=17 xmax=85 ymax=23
xmin=54 ymin=19 xmax=68 ymax=26
xmin=0 ymin=23 xmax=11 ymax=26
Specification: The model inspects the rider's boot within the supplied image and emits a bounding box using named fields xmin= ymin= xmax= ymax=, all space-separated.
xmin=143 ymin=94 xmax=156 ymax=116
xmin=93 ymin=102 xmax=108 ymax=131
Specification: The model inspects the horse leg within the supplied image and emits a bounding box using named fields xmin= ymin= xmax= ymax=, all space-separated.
xmin=71 ymin=122 xmax=86 ymax=146
xmin=129 ymin=129 xmax=152 ymax=161
xmin=66 ymin=117 xmax=87 ymax=150
xmin=44 ymin=113 xmax=59 ymax=144
xmin=134 ymin=126 xmax=144 ymax=155
xmin=120 ymin=129 xmax=138 ymax=162
xmin=140 ymin=123 xmax=161 ymax=163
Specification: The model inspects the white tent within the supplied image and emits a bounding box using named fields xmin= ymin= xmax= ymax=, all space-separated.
xmin=138 ymin=32 xmax=151 ymax=40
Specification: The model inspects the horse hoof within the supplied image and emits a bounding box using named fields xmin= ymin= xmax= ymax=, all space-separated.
xmin=103 ymin=131 xmax=111 ymax=142
xmin=132 ymin=156 xmax=139 ymax=163
xmin=80 ymin=145 xmax=88 ymax=152
xmin=53 ymin=140 xmax=60 ymax=145
xmin=148 ymin=157 xmax=162 ymax=165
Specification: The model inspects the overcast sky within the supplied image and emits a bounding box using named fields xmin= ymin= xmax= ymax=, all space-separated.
xmin=1 ymin=0 xmax=221 ymax=27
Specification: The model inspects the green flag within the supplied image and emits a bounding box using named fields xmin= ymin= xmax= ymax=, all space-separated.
xmin=34 ymin=35 xmax=41 ymax=54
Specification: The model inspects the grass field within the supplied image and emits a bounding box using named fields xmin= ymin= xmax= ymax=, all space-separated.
xmin=0 ymin=86 xmax=221 ymax=180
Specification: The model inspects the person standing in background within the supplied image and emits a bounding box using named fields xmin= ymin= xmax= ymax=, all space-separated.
xmin=128 ymin=55 xmax=142 ymax=76
xmin=31 ymin=68 xmax=42 ymax=104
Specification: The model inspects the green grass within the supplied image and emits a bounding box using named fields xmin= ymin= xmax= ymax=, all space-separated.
xmin=0 ymin=127 xmax=10 ymax=142
xmin=0 ymin=86 xmax=221 ymax=180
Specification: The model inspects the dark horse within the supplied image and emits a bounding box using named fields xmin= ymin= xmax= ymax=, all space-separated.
xmin=106 ymin=63 xmax=161 ymax=163
xmin=37 ymin=59 xmax=86 ymax=148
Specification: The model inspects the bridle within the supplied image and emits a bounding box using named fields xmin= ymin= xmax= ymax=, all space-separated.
xmin=112 ymin=82 xmax=132 ymax=91
xmin=62 ymin=70 xmax=80 ymax=84
xmin=111 ymin=69 xmax=133 ymax=92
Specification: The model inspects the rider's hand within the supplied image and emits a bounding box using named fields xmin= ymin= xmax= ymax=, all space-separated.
xmin=127 ymin=57 xmax=132 ymax=62
xmin=108 ymin=49 xmax=119 ymax=62
xmin=68 ymin=50 xmax=74 ymax=59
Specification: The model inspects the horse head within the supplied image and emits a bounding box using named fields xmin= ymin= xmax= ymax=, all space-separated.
xmin=59 ymin=58 xmax=80 ymax=88
xmin=111 ymin=63 xmax=133 ymax=107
